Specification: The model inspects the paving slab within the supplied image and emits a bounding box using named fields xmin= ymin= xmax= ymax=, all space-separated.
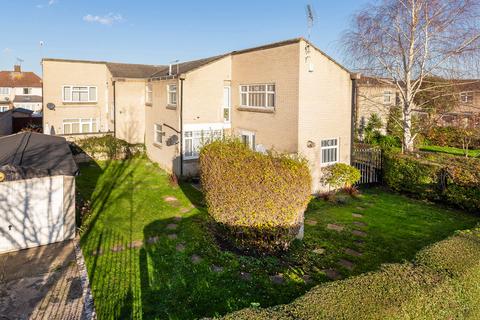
xmin=327 ymin=224 xmax=344 ymax=232
xmin=167 ymin=234 xmax=178 ymax=240
xmin=312 ymin=248 xmax=326 ymax=255
xmin=352 ymin=213 xmax=364 ymax=218
xmin=338 ymin=258 xmax=355 ymax=271
xmin=353 ymin=221 xmax=368 ymax=227
xmin=270 ymin=274 xmax=284 ymax=285
xmin=354 ymin=239 xmax=366 ymax=246
xmin=163 ymin=196 xmax=178 ymax=202
xmin=176 ymin=243 xmax=185 ymax=252
xmin=344 ymin=248 xmax=363 ymax=257
xmin=211 ymin=265 xmax=224 ymax=273
xmin=166 ymin=223 xmax=178 ymax=230
xmin=128 ymin=240 xmax=143 ymax=249
xmin=191 ymin=254 xmax=202 ymax=264
xmin=111 ymin=244 xmax=124 ymax=253
xmin=323 ymin=269 xmax=342 ymax=280
xmin=305 ymin=219 xmax=317 ymax=226
xmin=147 ymin=236 xmax=159 ymax=244
xmin=352 ymin=230 xmax=368 ymax=237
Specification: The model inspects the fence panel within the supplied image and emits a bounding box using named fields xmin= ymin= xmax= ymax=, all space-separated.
xmin=352 ymin=145 xmax=382 ymax=185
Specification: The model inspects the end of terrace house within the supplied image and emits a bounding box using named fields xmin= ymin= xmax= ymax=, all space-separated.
xmin=42 ymin=38 xmax=360 ymax=192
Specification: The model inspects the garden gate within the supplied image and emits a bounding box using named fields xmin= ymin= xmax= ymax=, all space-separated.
xmin=352 ymin=145 xmax=382 ymax=185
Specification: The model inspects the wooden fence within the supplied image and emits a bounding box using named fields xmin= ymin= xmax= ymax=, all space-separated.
xmin=352 ymin=145 xmax=382 ymax=185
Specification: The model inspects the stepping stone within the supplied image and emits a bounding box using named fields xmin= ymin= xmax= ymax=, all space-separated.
xmin=352 ymin=213 xmax=364 ymax=218
xmin=312 ymin=248 xmax=325 ymax=255
xmin=173 ymin=216 xmax=182 ymax=222
xmin=353 ymin=221 xmax=367 ymax=228
xmin=352 ymin=230 xmax=368 ymax=237
xmin=327 ymin=224 xmax=344 ymax=232
xmin=91 ymin=249 xmax=103 ymax=256
xmin=166 ymin=223 xmax=178 ymax=230
xmin=338 ymin=259 xmax=355 ymax=271
xmin=176 ymin=243 xmax=185 ymax=252
xmin=240 ymin=271 xmax=252 ymax=281
xmin=344 ymin=248 xmax=363 ymax=257
xmin=191 ymin=254 xmax=202 ymax=264
xmin=167 ymin=233 xmax=177 ymax=240
xmin=180 ymin=207 xmax=190 ymax=213
xmin=305 ymin=219 xmax=317 ymax=226
xmin=211 ymin=265 xmax=224 ymax=273
xmin=356 ymin=206 xmax=366 ymax=210
xmin=354 ymin=239 xmax=365 ymax=246
xmin=270 ymin=274 xmax=284 ymax=285
xmin=147 ymin=236 xmax=159 ymax=244
xmin=302 ymin=274 xmax=313 ymax=284
xmin=128 ymin=240 xmax=143 ymax=249
xmin=323 ymin=269 xmax=342 ymax=280
xmin=163 ymin=196 xmax=178 ymax=202
xmin=111 ymin=245 xmax=124 ymax=253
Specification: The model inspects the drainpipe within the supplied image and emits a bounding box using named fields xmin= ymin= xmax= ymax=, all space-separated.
xmin=350 ymin=73 xmax=361 ymax=164
xmin=112 ymin=80 xmax=116 ymax=138
xmin=179 ymin=75 xmax=186 ymax=177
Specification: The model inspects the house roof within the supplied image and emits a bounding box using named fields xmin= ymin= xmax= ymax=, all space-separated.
xmin=0 ymin=132 xmax=78 ymax=179
xmin=358 ymin=76 xmax=397 ymax=87
xmin=13 ymin=95 xmax=42 ymax=103
xmin=150 ymin=55 xmax=228 ymax=79
xmin=106 ymin=62 xmax=166 ymax=79
xmin=0 ymin=71 xmax=42 ymax=87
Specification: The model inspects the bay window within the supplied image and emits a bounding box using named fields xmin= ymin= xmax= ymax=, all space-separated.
xmin=240 ymin=84 xmax=275 ymax=108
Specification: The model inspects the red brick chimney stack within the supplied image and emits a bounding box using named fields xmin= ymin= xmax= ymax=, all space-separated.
xmin=13 ymin=65 xmax=21 ymax=72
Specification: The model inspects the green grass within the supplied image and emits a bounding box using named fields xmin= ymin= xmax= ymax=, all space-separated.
xmin=420 ymin=145 xmax=480 ymax=157
xmin=77 ymin=159 xmax=478 ymax=320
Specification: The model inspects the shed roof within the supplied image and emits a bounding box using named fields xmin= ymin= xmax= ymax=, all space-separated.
xmin=0 ymin=132 xmax=78 ymax=179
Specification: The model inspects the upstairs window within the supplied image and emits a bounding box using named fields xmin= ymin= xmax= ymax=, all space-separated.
xmin=63 ymin=86 xmax=97 ymax=103
xmin=0 ymin=87 xmax=10 ymax=95
xmin=154 ymin=124 xmax=163 ymax=144
xmin=383 ymin=91 xmax=393 ymax=104
xmin=167 ymin=84 xmax=177 ymax=106
xmin=321 ymin=138 xmax=339 ymax=165
xmin=146 ymin=83 xmax=153 ymax=104
xmin=240 ymin=84 xmax=275 ymax=108
xmin=23 ymin=88 xmax=32 ymax=95
xmin=460 ymin=91 xmax=474 ymax=104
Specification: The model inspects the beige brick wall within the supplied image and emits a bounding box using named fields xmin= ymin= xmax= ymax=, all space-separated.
xmin=231 ymin=43 xmax=300 ymax=153
xmin=42 ymin=60 xmax=111 ymax=136
xmin=357 ymin=85 xmax=395 ymax=134
xmin=298 ymin=40 xmax=353 ymax=192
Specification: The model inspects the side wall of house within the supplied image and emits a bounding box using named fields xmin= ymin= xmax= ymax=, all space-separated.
xmin=231 ymin=43 xmax=300 ymax=153
xmin=357 ymin=85 xmax=395 ymax=134
xmin=114 ymin=79 xmax=146 ymax=144
xmin=298 ymin=40 xmax=353 ymax=192
xmin=145 ymin=79 xmax=180 ymax=174
xmin=42 ymin=60 xmax=111 ymax=136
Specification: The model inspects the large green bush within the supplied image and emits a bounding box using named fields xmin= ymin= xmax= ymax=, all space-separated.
xmin=199 ymin=140 xmax=311 ymax=255
xmin=321 ymin=163 xmax=360 ymax=189
xmin=219 ymin=227 xmax=480 ymax=319
xmin=71 ymin=135 xmax=145 ymax=160
xmin=423 ymin=126 xmax=480 ymax=149
xmin=383 ymin=151 xmax=480 ymax=211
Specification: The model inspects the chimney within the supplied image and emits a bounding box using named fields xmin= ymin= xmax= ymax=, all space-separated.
xmin=14 ymin=65 xmax=21 ymax=72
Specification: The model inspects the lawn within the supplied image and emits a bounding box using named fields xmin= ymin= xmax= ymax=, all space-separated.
xmin=420 ymin=145 xmax=480 ymax=157
xmin=77 ymin=159 xmax=478 ymax=320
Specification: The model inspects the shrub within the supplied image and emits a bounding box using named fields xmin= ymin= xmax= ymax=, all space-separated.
xmin=199 ymin=139 xmax=311 ymax=255
xmin=423 ymin=126 xmax=480 ymax=149
xmin=219 ymin=227 xmax=480 ymax=319
xmin=321 ymin=163 xmax=360 ymax=190
xmin=383 ymin=151 xmax=480 ymax=211
xmin=72 ymin=135 xmax=145 ymax=160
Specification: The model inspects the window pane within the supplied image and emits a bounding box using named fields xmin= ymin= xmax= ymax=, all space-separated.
xmin=81 ymin=123 xmax=89 ymax=132
xmin=72 ymin=123 xmax=80 ymax=133
xmin=89 ymin=87 xmax=97 ymax=101
xmin=185 ymin=139 xmax=192 ymax=157
xmin=64 ymin=124 xmax=71 ymax=134
xmin=79 ymin=91 xmax=89 ymax=102
xmin=267 ymin=84 xmax=275 ymax=91
xmin=92 ymin=121 xmax=97 ymax=132
xmin=267 ymin=93 xmax=275 ymax=107
xmin=64 ymin=87 xmax=71 ymax=101
xmin=241 ymin=86 xmax=248 ymax=92
xmin=241 ymin=93 xmax=247 ymax=106
xmin=224 ymin=108 xmax=230 ymax=122
xmin=72 ymin=92 xmax=80 ymax=101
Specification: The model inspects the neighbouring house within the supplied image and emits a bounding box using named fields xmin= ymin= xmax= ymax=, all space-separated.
xmin=42 ymin=38 xmax=356 ymax=192
xmin=42 ymin=59 xmax=164 ymax=143
xmin=0 ymin=65 xmax=43 ymax=114
xmin=0 ymin=132 xmax=78 ymax=253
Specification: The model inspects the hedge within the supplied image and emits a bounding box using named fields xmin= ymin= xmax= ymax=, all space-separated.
xmin=70 ymin=135 xmax=145 ymax=160
xmin=199 ymin=139 xmax=311 ymax=255
xmin=423 ymin=126 xmax=480 ymax=149
xmin=218 ymin=227 xmax=480 ymax=319
xmin=383 ymin=151 xmax=480 ymax=212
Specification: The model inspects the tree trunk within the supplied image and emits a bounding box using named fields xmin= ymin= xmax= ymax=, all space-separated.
xmin=403 ymin=101 xmax=415 ymax=152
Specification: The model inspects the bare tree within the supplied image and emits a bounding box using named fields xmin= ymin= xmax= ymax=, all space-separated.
xmin=344 ymin=0 xmax=480 ymax=152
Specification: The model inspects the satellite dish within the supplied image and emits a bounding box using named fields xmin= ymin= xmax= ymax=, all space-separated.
xmin=4 ymin=97 xmax=9 ymax=101
xmin=46 ymin=103 xmax=55 ymax=110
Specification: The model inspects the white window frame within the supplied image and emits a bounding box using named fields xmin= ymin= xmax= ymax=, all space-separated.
xmin=154 ymin=124 xmax=163 ymax=144
xmin=223 ymin=86 xmax=231 ymax=123
xmin=383 ymin=91 xmax=393 ymax=104
xmin=167 ymin=84 xmax=177 ymax=106
xmin=62 ymin=85 xmax=98 ymax=103
xmin=62 ymin=118 xmax=97 ymax=134
xmin=460 ymin=91 xmax=474 ymax=104
xmin=240 ymin=83 xmax=275 ymax=108
xmin=23 ymin=87 xmax=32 ymax=95
xmin=183 ymin=127 xmax=224 ymax=160
xmin=0 ymin=87 xmax=10 ymax=95
xmin=240 ymin=130 xmax=256 ymax=150
xmin=320 ymin=138 xmax=339 ymax=166
xmin=146 ymin=83 xmax=153 ymax=104
xmin=0 ymin=106 xmax=8 ymax=112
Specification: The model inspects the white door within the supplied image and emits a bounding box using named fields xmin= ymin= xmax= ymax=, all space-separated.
xmin=0 ymin=176 xmax=65 ymax=253
xmin=223 ymin=86 xmax=231 ymax=123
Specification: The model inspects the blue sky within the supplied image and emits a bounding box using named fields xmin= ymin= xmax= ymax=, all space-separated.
xmin=1 ymin=0 xmax=371 ymax=75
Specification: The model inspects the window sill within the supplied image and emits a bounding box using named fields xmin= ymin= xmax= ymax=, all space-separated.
xmin=166 ymin=105 xmax=177 ymax=110
xmin=153 ymin=142 xmax=162 ymax=149
xmin=62 ymin=102 xmax=98 ymax=105
xmin=237 ymin=106 xmax=275 ymax=114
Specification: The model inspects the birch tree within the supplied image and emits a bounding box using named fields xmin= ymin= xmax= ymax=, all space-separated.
xmin=343 ymin=0 xmax=480 ymax=152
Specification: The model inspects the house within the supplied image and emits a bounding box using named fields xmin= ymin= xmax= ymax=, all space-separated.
xmin=42 ymin=59 xmax=164 ymax=143
xmin=42 ymin=38 xmax=356 ymax=192
xmin=0 ymin=65 xmax=42 ymax=114
xmin=0 ymin=132 xmax=78 ymax=253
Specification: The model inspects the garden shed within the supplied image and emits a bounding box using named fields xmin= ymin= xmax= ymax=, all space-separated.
xmin=0 ymin=132 xmax=78 ymax=253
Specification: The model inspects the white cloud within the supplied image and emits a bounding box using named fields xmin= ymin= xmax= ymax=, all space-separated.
xmin=36 ymin=0 xmax=57 ymax=9
xmin=2 ymin=48 xmax=12 ymax=54
xmin=83 ymin=13 xmax=124 ymax=26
